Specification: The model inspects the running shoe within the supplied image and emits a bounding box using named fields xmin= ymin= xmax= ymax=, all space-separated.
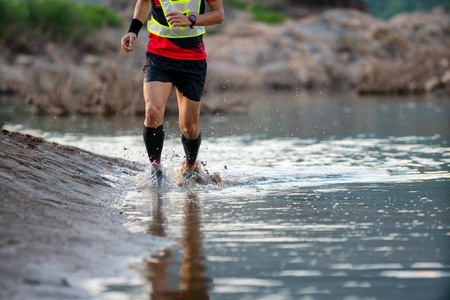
xmin=151 ymin=168 xmax=164 ymax=187
xmin=177 ymin=161 xmax=201 ymax=186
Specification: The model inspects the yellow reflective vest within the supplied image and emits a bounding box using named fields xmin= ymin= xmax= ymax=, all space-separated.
xmin=147 ymin=0 xmax=206 ymax=38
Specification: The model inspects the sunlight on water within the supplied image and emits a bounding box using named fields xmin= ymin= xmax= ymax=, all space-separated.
xmin=58 ymin=133 xmax=450 ymax=190
xmin=5 ymin=123 xmax=448 ymax=190
xmin=379 ymin=270 xmax=450 ymax=279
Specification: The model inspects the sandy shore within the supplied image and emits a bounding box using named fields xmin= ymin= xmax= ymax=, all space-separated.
xmin=0 ymin=130 xmax=169 ymax=299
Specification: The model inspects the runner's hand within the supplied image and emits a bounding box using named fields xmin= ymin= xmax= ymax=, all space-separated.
xmin=121 ymin=32 xmax=137 ymax=52
xmin=166 ymin=11 xmax=191 ymax=28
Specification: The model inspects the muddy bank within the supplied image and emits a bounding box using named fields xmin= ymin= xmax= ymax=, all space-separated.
xmin=0 ymin=130 xmax=170 ymax=299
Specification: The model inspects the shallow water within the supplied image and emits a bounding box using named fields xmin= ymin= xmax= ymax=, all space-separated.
xmin=1 ymin=92 xmax=449 ymax=299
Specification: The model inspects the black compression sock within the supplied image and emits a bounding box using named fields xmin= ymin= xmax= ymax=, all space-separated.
xmin=143 ymin=124 xmax=164 ymax=165
xmin=182 ymin=132 xmax=201 ymax=167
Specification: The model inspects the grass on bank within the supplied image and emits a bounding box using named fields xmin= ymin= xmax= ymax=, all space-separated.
xmin=227 ymin=0 xmax=286 ymax=24
xmin=0 ymin=0 xmax=122 ymax=44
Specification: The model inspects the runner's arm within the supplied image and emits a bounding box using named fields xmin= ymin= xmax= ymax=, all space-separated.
xmin=196 ymin=0 xmax=225 ymax=26
xmin=133 ymin=0 xmax=152 ymax=24
xmin=121 ymin=0 xmax=152 ymax=52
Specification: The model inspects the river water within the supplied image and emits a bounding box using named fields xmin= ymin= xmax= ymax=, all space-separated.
xmin=1 ymin=91 xmax=449 ymax=300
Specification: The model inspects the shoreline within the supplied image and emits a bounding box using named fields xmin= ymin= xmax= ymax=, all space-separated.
xmin=0 ymin=130 xmax=170 ymax=299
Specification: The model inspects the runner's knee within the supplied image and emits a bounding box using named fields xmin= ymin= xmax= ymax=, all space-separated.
xmin=146 ymin=101 xmax=165 ymax=115
xmin=180 ymin=123 xmax=199 ymax=140
xmin=145 ymin=103 xmax=165 ymax=126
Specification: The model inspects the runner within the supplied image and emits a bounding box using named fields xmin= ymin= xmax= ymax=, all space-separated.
xmin=121 ymin=0 xmax=224 ymax=185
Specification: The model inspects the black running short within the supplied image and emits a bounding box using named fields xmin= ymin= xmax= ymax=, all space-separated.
xmin=143 ymin=52 xmax=207 ymax=102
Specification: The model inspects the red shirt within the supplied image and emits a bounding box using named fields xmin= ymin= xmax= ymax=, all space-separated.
xmin=147 ymin=0 xmax=215 ymax=60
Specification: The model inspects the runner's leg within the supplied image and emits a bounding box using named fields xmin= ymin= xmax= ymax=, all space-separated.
xmin=177 ymin=89 xmax=201 ymax=172
xmin=143 ymin=81 xmax=172 ymax=168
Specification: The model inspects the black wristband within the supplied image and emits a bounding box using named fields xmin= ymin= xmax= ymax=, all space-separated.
xmin=128 ymin=18 xmax=143 ymax=37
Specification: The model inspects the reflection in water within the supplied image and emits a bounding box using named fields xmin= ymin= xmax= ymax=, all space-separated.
xmin=145 ymin=192 xmax=210 ymax=300
xmin=144 ymin=193 xmax=171 ymax=299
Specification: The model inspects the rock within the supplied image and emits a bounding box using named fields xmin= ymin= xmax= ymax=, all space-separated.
xmin=70 ymin=68 xmax=100 ymax=93
xmin=206 ymin=62 xmax=261 ymax=92
xmin=82 ymin=55 xmax=101 ymax=68
xmin=441 ymin=70 xmax=450 ymax=85
xmin=388 ymin=11 xmax=450 ymax=46
xmin=260 ymin=61 xmax=297 ymax=89
xmin=36 ymin=71 xmax=56 ymax=92
xmin=47 ymin=104 xmax=69 ymax=116
xmin=15 ymin=55 xmax=33 ymax=67
xmin=0 ymin=65 xmax=26 ymax=94
xmin=357 ymin=45 xmax=450 ymax=95
xmin=424 ymin=77 xmax=441 ymax=92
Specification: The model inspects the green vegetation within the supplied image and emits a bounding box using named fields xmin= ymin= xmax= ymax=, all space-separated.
xmin=251 ymin=4 xmax=285 ymax=23
xmin=0 ymin=0 xmax=122 ymax=42
xmin=227 ymin=0 xmax=286 ymax=24
xmin=225 ymin=0 xmax=450 ymax=20
xmin=227 ymin=0 xmax=248 ymax=11
xmin=357 ymin=0 xmax=450 ymax=19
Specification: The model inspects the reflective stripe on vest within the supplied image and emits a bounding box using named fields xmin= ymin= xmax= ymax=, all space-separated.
xmin=147 ymin=0 xmax=205 ymax=38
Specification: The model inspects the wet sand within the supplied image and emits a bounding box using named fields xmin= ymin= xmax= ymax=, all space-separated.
xmin=0 ymin=130 xmax=168 ymax=299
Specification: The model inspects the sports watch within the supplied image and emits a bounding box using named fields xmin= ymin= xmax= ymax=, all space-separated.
xmin=189 ymin=14 xmax=197 ymax=29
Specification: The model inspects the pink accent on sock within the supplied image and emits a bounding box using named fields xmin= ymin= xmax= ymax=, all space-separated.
xmin=150 ymin=158 xmax=161 ymax=169
xmin=185 ymin=158 xmax=196 ymax=168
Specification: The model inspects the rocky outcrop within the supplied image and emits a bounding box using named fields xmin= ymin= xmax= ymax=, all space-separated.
xmin=357 ymin=8 xmax=450 ymax=94
xmin=205 ymin=7 xmax=450 ymax=96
